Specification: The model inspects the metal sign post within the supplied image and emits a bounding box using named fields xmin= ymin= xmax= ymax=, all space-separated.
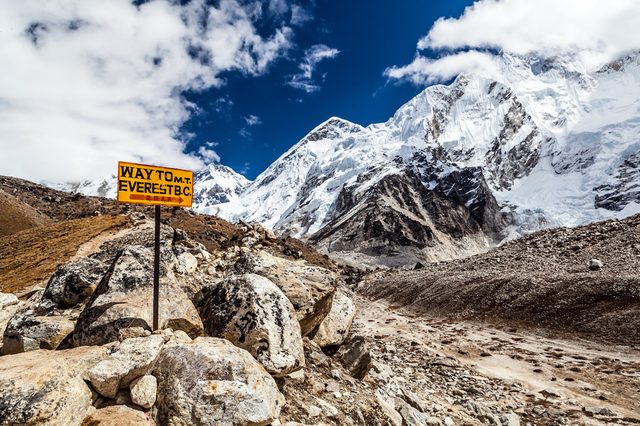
xmin=153 ymin=204 xmax=161 ymax=331
xmin=116 ymin=161 xmax=194 ymax=331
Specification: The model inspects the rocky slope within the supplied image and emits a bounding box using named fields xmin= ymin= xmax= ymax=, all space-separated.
xmin=360 ymin=214 xmax=640 ymax=346
xmin=2 ymin=177 xmax=639 ymax=425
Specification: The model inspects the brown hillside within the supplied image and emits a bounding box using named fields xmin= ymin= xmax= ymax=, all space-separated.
xmin=0 ymin=214 xmax=130 ymax=294
xmin=0 ymin=189 xmax=52 ymax=237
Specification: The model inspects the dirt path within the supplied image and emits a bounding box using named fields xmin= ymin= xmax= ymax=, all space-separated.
xmin=354 ymin=295 xmax=640 ymax=425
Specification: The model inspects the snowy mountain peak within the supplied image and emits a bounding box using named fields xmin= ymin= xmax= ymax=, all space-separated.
xmin=302 ymin=116 xmax=364 ymax=143
xmin=192 ymin=163 xmax=251 ymax=208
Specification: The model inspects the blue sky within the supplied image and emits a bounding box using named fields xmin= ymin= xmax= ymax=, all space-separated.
xmin=182 ymin=0 xmax=472 ymax=179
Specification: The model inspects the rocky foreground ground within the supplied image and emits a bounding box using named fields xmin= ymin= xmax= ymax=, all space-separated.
xmin=0 ymin=176 xmax=639 ymax=425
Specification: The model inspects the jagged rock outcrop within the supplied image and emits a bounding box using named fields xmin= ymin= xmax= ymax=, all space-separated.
xmin=312 ymin=287 xmax=356 ymax=347
xmin=197 ymin=273 xmax=305 ymax=376
xmin=41 ymin=257 xmax=108 ymax=309
xmin=74 ymin=246 xmax=204 ymax=346
xmin=153 ymin=337 xmax=284 ymax=425
xmin=233 ymin=251 xmax=337 ymax=335
xmin=2 ymin=310 xmax=74 ymax=354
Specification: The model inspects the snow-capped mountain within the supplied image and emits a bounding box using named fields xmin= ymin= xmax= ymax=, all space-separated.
xmin=205 ymin=52 xmax=640 ymax=265
xmin=52 ymin=52 xmax=640 ymax=266
xmin=192 ymin=164 xmax=251 ymax=208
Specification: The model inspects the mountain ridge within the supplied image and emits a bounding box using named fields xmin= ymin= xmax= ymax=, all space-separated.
xmin=48 ymin=52 xmax=640 ymax=266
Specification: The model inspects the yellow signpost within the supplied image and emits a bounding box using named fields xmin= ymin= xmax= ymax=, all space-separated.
xmin=117 ymin=161 xmax=193 ymax=207
xmin=117 ymin=161 xmax=194 ymax=331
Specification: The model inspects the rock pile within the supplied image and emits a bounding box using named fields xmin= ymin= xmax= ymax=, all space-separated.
xmin=0 ymin=220 xmax=405 ymax=425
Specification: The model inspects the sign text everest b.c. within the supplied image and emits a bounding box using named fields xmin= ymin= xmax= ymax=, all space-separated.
xmin=117 ymin=161 xmax=193 ymax=208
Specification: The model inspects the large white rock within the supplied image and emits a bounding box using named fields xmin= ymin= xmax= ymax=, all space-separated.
xmin=130 ymin=374 xmax=157 ymax=409
xmin=81 ymin=405 xmax=149 ymax=425
xmin=0 ymin=345 xmax=108 ymax=425
xmin=197 ymin=274 xmax=304 ymax=376
xmin=2 ymin=310 xmax=74 ymax=354
xmin=153 ymin=337 xmax=284 ymax=425
xmin=233 ymin=251 xmax=336 ymax=335
xmin=89 ymin=334 xmax=165 ymax=398
xmin=0 ymin=292 xmax=22 ymax=353
xmin=74 ymin=246 xmax=204 ymax=346
xmin=313 ymin=288 xmax=356 ymax=347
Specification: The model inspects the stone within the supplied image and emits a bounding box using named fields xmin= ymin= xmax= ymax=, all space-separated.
xmin=335 ymin=335 xmax=372 ymax=380
xmin=0 ymin=346 xmax=108 ymax=425
xmin=74 ymin=246 xmax=204 ymax=346
xmin=130 ymin=374 xmax=157 ymax=409
xmin=42 ymin=257 xmax=108 ymax=308
xmin=0 ymin=293 xmax=23 ymax=353
xmin=313 ymin=287 xmax=356 ymax=347
xmin=500 ymin=412 xmax=521 ymax=426
xmin=233 ymin=251 xmax=336 ymax=335
xmin=443 ymin=417 xmax=455 ymax=426
xmin=89 ymin=335 xmax=164 ymax=398
xmin=2 ymin=311 xmax=74 ymax=354
xmin=398 ymin=401 xmax=431 ymax=426
xmin=589 ymin=259 xmax=603 ymax=271
xmin=426 ymin=356 xmax=459 ymax=368
xmin=375 ymin=390 xmax=402 ymax=426
xmin=153 ymin=337 xmax=284 ymax=425
xmin=197 ymin=273 xmax=304 ymax=376
xmin=401 ymin=389 xmax=428 ymax=413
xmin=81 ymin=405 xmax=149 ymax=425
xmin=0 ymin=292 xmax=19 ymax=310
xmin=583 ymin=406 xmax=616 ymax=416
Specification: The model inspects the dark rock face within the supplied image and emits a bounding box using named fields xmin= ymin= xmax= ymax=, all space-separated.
xmin=41 ymin=257 xmax=108 ymax=309
xmin=595 ymin=151 xmax=640 ymax=210
xmin=310 ymin=153 xmax=511 ymax=263
xmin=336 ymin=335 xmax=372 ymax=380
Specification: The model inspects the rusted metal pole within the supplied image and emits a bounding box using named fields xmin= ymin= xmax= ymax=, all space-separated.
xmin=153 ymin=204 xmax=160 ymax=331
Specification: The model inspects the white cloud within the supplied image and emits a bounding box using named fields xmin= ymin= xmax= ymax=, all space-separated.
xmin=385 ymin=51 xmax=501 ymax=85
xmin=197 ymin=146 xmax=221 ymax=163
xmin=387 ymin=0 xmax=640 ymax=84
xmin=239 ymin=127 xmax=252 ymax=138
xmin=287 ymin=44 xmax=340 ymax=93
xmin=244 ymin=114 xmax=262 ymax=126
xmin=290 ymin=5 xmax=312 ymax=26
xmin=0 ymin=0 xmax=292 ymax=183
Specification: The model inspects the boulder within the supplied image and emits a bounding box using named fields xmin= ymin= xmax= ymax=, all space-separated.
xmin=312 ymin=288 xmax=356 ymax=347
xmin=2 ymin=310 xmax=74 ymax=354
xmin=0 ymin=292 xmax=21 ymax=352
xmin=589 ymin=259 xmax=603 ymax=271
xmin=89 ymin=334 xmax=165 ymax=398
xmin=130 ymin=375 xmax=157 ymax=409
xmin=234 ymin=251 xmax=336 ymax=335
xmin=81 ymin=405 xmax=149 ymax=425
xmin=74 ymin=246 xmax=204 ymax=346
xmin=42 ymin=257 xmax=108 ymax=309
xmin=398 ymin=401 xmax=432 ymax=426
xmin=197 ymin=274 xmax=304 ymax=376
xmin=375 ymin=390 xmax=402 ymax=426
xmin=153 ymin=337 xmax=284 ymax=425
xmin=0 ymin=345 xmax=108 ymax=425
xmin=335 ymin=335 xmax=372 ymax=380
